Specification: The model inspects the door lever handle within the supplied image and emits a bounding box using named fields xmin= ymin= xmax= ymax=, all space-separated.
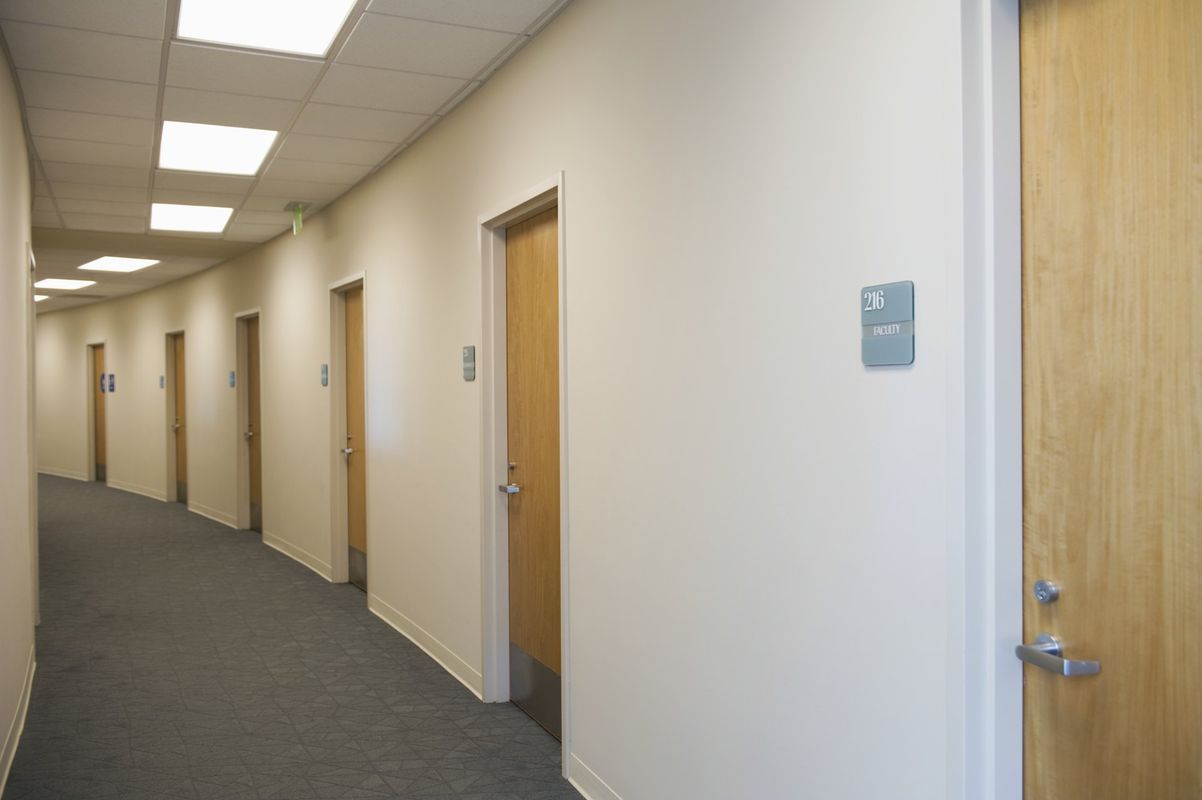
xmin=172 ymin=423 xmax=181 ymax=432
xmin=341 ymin=447 xmax=354 ymax=455
xmin=243 ymin=431 xmax=254 ymax=440
xmin=497 ymin=483 xmax=521 ymax=495
xmin=1015 ymin=634 xmax=1100 ymax=676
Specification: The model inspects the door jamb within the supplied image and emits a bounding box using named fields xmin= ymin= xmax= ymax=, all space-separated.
xmin=234 ymin=309 xmax=261 ymax=531
xmin=85 ymin=340 xmax=106 ymax=483
xmin=961 ymin=2 xmax=1022 ymax=799
xmin=478 ymin=172 xmax=571 ymax=774
xmin=328 ymin=273 xmax=365 ymax=584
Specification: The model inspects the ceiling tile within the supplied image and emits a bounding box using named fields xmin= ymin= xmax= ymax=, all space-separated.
xmin=224 ymin=223 xmax=284 ymax=243
xmin=18 ymin=70 xmax=158 ymax=118
xmin=33 ymin=180 xmax=50 ymax=197
xmin=62 ymin=213 xmax=147 ymax=234
xmin=275 ymin=133 xmax=393 ymax=166
xmin=366 ymin=0 xmax=557 ymax=34
xmin=27 ymin=108 xmax=154 ymax=147
xmin=162 ymin=87 xmax=301 ymax=131
xmin=240 ymin=195 xmax=322 ymax=213
xmin=152 ymin=188 xmax=245 ymax=208
xmin=166 ymin=43 xmax=323 ymax=100
xmin=262 ymin=159 xmax=371 ymax=185
xmin=32 ymin=196 xmax=56 ymax=213
xmin=311 ymin=63 xmax=466 ymax=114
xmin=154 ymin=170 xmax=255 ymax=195
xmin=235 ymin=210 xmax=292 ymax=225
xmin=252 ymin=179 xmax=350 ymax=204
xmin=336 ymin=13 xmax=519 ymax=79
xmin=2 ymin=22 xmax=162 ymax=83
xmin=293 ymin=103 xmax=426 ymax=143
xmin=41 ymin=162 xmax=150 ymax=188
xmin=0 ymin=0 xmax=168 ymax=39
xmin=56 ymin=198 xmax=148 ymax=218
xmin=52 ymin=182 xmax=148 ymax=202
xmin=34 ymin=137 xmax=151 ymax=169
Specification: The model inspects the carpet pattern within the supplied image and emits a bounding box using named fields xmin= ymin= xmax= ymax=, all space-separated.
xmin=3 ymin=476 xmax=579 ymax=800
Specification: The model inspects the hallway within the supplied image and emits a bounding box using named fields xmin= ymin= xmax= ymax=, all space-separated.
xmin=3 ymin=477 xmax=577 ymax=800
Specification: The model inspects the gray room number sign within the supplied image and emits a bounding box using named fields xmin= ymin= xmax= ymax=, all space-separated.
xmin=861 ymin=281 xmax=914 ymax=366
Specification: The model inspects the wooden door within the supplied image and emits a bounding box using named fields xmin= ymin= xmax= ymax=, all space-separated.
xmin=246 ymin=317 xmax=262 ymax=532
xmin=1021 ymin=1 xmax=1202 ymax=797
xmin=173 ymin=334 xmax=187 ymax=503
xmin=344 ymin=286 xmax=367 ymax=590
xmin=91 ymin=344 xmax=105 ymax=481
xmin=505 ymin=207 xmax=561 ymax=737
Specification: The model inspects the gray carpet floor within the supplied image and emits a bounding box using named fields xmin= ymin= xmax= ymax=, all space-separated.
xmin=3 ymin=476 xmax=579 ymax=800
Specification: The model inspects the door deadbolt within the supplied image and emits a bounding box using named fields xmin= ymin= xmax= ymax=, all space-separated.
xmin=1033 ymin=580 xmax=1061 ymax=604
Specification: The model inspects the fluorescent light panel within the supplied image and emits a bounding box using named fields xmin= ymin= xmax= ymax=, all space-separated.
xmin=33 ymin=295 xmax=49 ymax=302
xmin=35 ymin=279 xmax=95 ymax=291
xmin=78 ymin=256 xmax=160 ymax=273
xmin=177 ymin=0 xmax=357 ymax=57
xmin=159 ymin=121 xmax=277 ymax=176
xmin=151 ymin=203 xmax=233 ymax=233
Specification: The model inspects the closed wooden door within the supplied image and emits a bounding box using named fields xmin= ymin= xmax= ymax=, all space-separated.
xmin=173 ymin=334 xmax=187 ymax=504
xmin=504 ymin=207 xmax=561 ymax=738
xmin=344 ymin=286 xmax=367 ymax=590
xmin=246 ymin=317 xmax=262 ymax=532
xmin=91 ymin=344 xmax=105 ymax=482
xmin=1021 ymin=1 xmax=1202 ymax=797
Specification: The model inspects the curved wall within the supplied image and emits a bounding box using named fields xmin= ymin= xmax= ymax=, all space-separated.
xmin=0 ymin=49 xmax=36 ymax=792
xmin=37 ymin=0 xmax=975 ymax=797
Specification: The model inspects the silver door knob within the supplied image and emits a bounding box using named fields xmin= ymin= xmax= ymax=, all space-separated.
xmin=243 ymin=431 xmax=254 ymax=440
xmin=1015 ymin=633 xmax=1100 ymax=676
xmin=341 ymin=447 xmax=354 ymax=455
xmin=171 ymin=423 xmax=181 ymax=431
xmin=497 ymin=483 xmax=521 ymax=495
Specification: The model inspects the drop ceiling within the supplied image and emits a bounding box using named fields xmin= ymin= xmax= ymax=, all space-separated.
xmin=0 ymin=0 xmax=571 ymax=312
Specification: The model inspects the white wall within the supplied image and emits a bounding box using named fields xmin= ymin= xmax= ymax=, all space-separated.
xmin=36 ymin=1 xmax=975 ymax=797
xmin=0 ymin=51 xmax=37 ymax=793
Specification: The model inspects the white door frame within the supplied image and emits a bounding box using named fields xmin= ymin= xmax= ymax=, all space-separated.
xmin=961 ymin=1 xmax=1023 ymax=798
xmin=234 ymin=309 xmax=261 ymax=531
xmin=477 ymin=172 xmax=571 ymax=774
xmin=328 ymin=273 xmax=365 ymax=584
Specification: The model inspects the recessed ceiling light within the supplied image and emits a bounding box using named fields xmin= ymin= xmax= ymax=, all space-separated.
xmin=35 ymin=279 xmax=96 ymax=291
xmin=159 ymin=121 xmax=278 ymax=176
xmin=78 ymin=256 xmax=161 ymax=273
xmin=151 ymin=203 xmax=233 ymax=233
xmin=177 ymin=0 xmax=357 ymax=57
xmin=33 ymin=295 xmax=49 ymax=302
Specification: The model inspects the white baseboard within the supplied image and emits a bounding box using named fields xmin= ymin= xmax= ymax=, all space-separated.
xmin=188 ymin=502 xmax=238 ymax=529
xmin=368 ymin=594 xmax=484 ymax=699
xmin=568 ymin=754 xmax=624 ymax=800
xmin=262 ymin=532 xmax=333 ymax=581
xmin=37 ymin=467 xmax=86 ymax=481
xmin=0 ymin=645 xmax=35 ymax=797
xmin=107 ymin=479 xmax=167 ymax=502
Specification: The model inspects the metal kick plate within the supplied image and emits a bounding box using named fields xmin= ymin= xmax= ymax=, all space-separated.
xmin=861 ymin=280 xmax=915 ymax=366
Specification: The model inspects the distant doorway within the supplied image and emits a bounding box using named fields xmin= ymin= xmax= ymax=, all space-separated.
xmin=243 ymin=316 xmax=263 ymax=532
xmin=342 ymin=286 xmax=367 ymax=591
xmin=502 ymin=207 xmax=563 ymax=739
xmin=89 ymin=343 xmax=106 ymax=482
xmin=168 ymin=333 xmax=187 ymax=504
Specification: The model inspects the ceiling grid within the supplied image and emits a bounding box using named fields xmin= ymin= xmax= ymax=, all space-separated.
xmin=0 ymin=0 xmax=572 ymax=311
